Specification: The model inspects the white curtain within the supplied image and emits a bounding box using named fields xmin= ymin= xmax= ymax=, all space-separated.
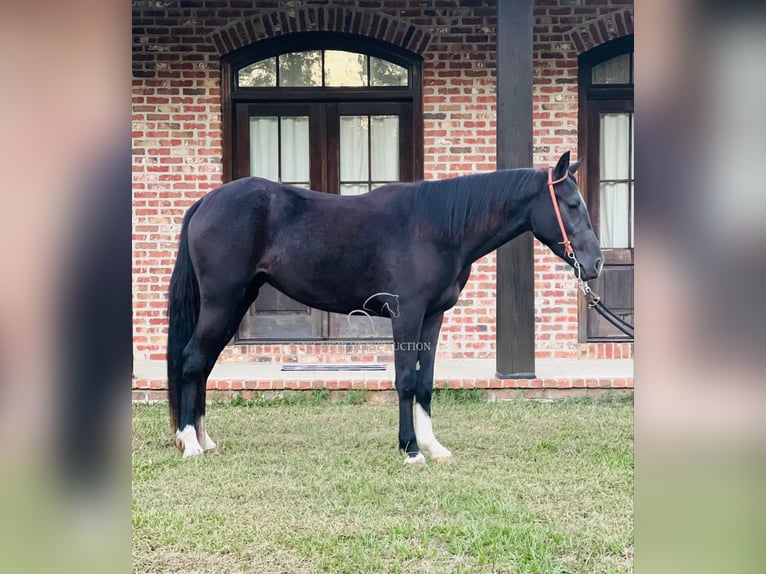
xmin=599 ymin=113 xmax=633 ymax=248
xmin=280 ymin=116 xmax=310 ymax=184
xmin=250 ymin=116 xmax=278 ymax=181
xmin=340 ymin=115 xmax=369 ymax=195
xmin=339 ymin=114 xmax=399 ymax=196
xmin=371 ymin=115 xmax=399 ymax=181
xmin=249 ymin=116 xmax=310 ymax=185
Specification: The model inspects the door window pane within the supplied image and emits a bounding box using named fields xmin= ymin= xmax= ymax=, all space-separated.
xmin=370 ymin=57 xmax=408 ymax=86
xmin=599 ymin=182 xmax=631 ymax=248
xmin=249 ymin=117 xmax=278 ymax=181
xmin=325 ymin=51 xmax=367 ymax=87
xmin=249 ymin=116 xmax=310 ymax=185
xmin=370 ymin=115 xmax=399 ymax=181
xmin=340 ymin=183 xmax=369 ymax=196
xmin=340 ymin=116 xmax=369 ymax=181
xmin=600 ymin=113 xmax=630 ymax=179
xmin=279 ymin=51 xmax=322 ymax=87
xmin=280 ymin=116 xmax=310 ymax=184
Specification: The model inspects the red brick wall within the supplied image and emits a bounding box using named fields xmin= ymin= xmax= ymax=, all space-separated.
xmin=132 ymin=0 xmax=634 ymax=364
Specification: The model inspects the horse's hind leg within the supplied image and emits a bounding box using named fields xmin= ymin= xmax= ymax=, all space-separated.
xmin=177 ymin=283 xmax=257 ymax=457
xmin=414 ymin=312 xmax=453 ymax=462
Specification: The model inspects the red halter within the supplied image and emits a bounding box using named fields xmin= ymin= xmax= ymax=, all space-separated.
xmin=547 ymin=167 xmax=575 ymax=259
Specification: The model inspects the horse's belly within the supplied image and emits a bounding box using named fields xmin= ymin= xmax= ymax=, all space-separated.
xmin=263 ymin=275 xmax=369 ymax=315
xmin=260 ymin=237 xmax=390 ymax=314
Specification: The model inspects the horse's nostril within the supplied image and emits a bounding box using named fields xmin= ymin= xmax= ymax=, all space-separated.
xmin=595 ymin=258 xmax=604 ymax=275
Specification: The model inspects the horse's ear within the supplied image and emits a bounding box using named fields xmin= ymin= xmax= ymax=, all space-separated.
xmin=569 ymin=157 xmax=584 ymax=175
xmin=553 ymin=151 xmax=571 ymax=180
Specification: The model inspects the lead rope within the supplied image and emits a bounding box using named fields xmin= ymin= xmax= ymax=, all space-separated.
xmin=574 ymin=255 xmax=634 ymax=336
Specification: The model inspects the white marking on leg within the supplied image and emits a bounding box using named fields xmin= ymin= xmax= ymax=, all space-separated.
xmin=203 ymin=432 xmax=217 ymax=453
xmin=176 ymin=425 xmax=204 ymax=458
xmin=197 ymin=416 xmax=218 ymax=454
xmin=415 ymin=403 xmax=453 ymax=461
xmin=403 ymin=452 xmax=426 ymax=466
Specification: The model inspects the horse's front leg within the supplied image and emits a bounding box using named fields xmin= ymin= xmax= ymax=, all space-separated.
xmin=414 ymin=312 xmax=454 ymax=462
xmin=392 ymin=307 xmax=425 ymax=466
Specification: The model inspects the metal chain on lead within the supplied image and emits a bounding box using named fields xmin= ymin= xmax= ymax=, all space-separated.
xmin=570 ymin=252 xmax=600 ymax=307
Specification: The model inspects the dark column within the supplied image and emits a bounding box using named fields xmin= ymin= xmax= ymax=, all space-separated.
xmin=496 ymin=0 xmax=536 ymax=378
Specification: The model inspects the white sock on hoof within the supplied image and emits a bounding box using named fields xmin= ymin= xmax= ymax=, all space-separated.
xmin=403 ymin=452 xmax=426 ymax=466
xmin=176 ymin=425 xmax=204 ymax=458
xmin=198 ymin=416 xmax=218 ymax=453
xmin=203 ymin=432 xmax=218 ymax=453
xmin=415 ymin=403 xmax=453 ymax=460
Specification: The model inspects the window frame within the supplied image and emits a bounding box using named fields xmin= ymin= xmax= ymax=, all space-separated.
xmin=221 ymin=32 xmax=423 ymax=184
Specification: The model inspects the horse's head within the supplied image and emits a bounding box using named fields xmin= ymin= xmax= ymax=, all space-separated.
xmin=528 ymin=152 xmax=603 ymax=281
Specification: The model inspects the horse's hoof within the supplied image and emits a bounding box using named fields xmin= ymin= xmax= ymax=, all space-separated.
xmin=176 ymin=426 xmax=204 ymax=458
xmin=430 ymin=446 xmax=454 ymax=462
xmin=182 ymin=444 xmax=204 ymax=458
xmin=202 ymin=433 xmax=218 ymax=455
xmin=403 ymin=453 xmax=426 ymax=466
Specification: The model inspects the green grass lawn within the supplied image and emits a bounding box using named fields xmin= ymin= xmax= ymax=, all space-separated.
xmin=132 ymin=392 xmax=633 ymax=573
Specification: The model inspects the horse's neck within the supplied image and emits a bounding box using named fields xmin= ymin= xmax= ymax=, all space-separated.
xmin=457 ymin=171 xmax=533 ymax=264
xmin=460 ymin=217 xmax=530 ymax=264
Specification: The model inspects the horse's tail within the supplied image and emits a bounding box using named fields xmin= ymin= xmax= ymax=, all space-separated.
xmin=167 ymin=199 xmax=203 ymax=431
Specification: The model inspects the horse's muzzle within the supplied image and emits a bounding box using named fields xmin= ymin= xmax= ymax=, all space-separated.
xmin=578 ymin=257 xmax=603 ymax=281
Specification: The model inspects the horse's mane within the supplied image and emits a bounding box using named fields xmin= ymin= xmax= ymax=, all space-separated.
xmin=408 ymin=169 xmax=539 ymax=242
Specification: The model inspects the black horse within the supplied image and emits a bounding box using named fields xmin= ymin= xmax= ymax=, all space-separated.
xmin=167 ymin=152 xmax=602 ymax=463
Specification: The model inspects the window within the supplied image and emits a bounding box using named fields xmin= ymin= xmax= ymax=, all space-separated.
xmin=591 ymin=52 xmax=632 ymax=85
xmin=237 ymin=50 xmax=408 ymax=88
xmin=579 ymin=35 xmax=634 ymax=341
xmin=221 ymin=33 xmax=423 ymax=342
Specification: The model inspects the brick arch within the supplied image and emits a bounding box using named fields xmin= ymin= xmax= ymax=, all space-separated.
xmin=210 ymin=7 xmax=432 ymax=56
xmin=568 ymin=9 xmax=633 ymax=54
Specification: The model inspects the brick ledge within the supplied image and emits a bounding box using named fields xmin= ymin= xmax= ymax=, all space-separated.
xmin=133 ymin=358 xmax=633 ymax=400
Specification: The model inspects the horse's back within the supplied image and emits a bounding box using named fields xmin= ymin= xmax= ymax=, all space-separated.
xmin=185 ymin=176 xmax=407 ymax=267
xmin=197 ymin=177 xmax=296 ymax=210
